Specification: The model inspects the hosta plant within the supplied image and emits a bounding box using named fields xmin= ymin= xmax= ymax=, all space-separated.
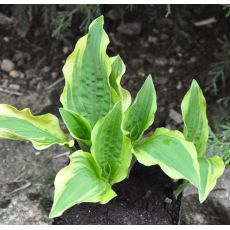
xmin=0 ymin=16 xmax=225 ymax=218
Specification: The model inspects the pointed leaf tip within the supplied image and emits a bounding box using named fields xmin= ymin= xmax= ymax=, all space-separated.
xmin=89 ymin=15 xmax=104 ymax=29
xmin=123 ymin=74 xmax=157 ymax=141
xmin=181 ymin=79 xmax=208 ymax=156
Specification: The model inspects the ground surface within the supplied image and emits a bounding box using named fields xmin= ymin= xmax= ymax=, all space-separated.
xmin=0 ymin=5 xmax=229 ymax=224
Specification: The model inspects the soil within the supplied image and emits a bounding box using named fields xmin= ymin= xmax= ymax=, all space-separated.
xmin=0 ymin=4 xmax=230 ymax=224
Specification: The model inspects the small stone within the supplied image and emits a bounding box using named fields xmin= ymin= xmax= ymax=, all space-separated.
xmin=169 ymin=109 xmax=183 ymax=124
xmin=176 ymin=81 xmax=183 ymax=90
xmin=62 ymin=46 xmax=69 ymax=54
xmin=20 ymin=73 xmax=25 ymax=79
xmin=138 ymin=70 xmax=145 ymax=77
xmin=165 ymin=124 xmax=176 ymax=130
xmin=168 ymin=67 xmax=174 ymax=74
xmin=164 ymin=197 xmax=172 ymax=204
xmin=9 ymin=70 xmax=21 ymax=78
xmin=188 ymin=56 xmax=197 ymax=63
xmin=3 ymin=36 xmax=9 ymax=42
xmin=158 ymin=77 xmax=168 ymax=85
xmin=41 ymin=66 xmax=51 ymax=73
xmin=1 ymin=59 xmax=15 ymax=72
xmin=35 ymin=152 xmax=40 ymax=156
xmin=148 ymin=36 xmax=158 ymax=44
xmin=51 ymin=72 xmax=58 ymax=79
xmin=117 ymin=22 xmax=142 ymax=36
xmin=154 ymin=57 xmax=168 ymax=67
xmin=9 ymin=84 xmax=20 ymax=91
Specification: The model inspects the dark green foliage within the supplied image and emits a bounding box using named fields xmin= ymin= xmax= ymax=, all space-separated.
xmin=207 ymin=124 xmax=230 ymax=166
xmin=48 ymin=5 xmax=101 ymax=39
xmin=223 ymin=4 xmax=230 ymax=17
xmin=7 ymin=5 xmax=101 ymax=40
xmin=206 ymin=36 xmax=230 ymax=95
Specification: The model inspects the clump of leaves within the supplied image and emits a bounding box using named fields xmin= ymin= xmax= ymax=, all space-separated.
xmin=0 ymin=16 xmax=225 ymax=218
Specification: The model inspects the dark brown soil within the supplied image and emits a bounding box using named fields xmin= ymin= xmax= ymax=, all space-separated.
xmin=52 ymin=163 xmax=181 ymax=225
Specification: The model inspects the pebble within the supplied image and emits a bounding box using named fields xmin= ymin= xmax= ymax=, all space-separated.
xmin=51 ymin=72 xmax=58 ymax=79
xmin=154 ymin=57 xmax=168 ymax=67
xmin=158 ymin=77 xmax=168 ymax=85
xmin=176 ymin=81 xmax=183 ymax=90
xmin=188 ymin=56 xmax=197 ymax=63
xmin=9 ymin=70 xmax=21 ymax=78
xmin=35 ymin=152 xmax=40 ymax=156
xmin=41 ymin=66 xmax=51 ymax=73
xmin=62 ymin=46 xmax=69 ymax=54
xmin=148 ymin=35 xmax=158 ymax=45
xmin=9 ymin=84 xmax=20 ymax=91
xmin=3 ymin=36 xmax=9 ymax=42
xmin=168 ymin=67 xmax=174 ymax=74
xmin=169 ymin=109 xmax=183 ymax=124
xmin=19 ymin=73 xmax=25 ymax=79
xmin=164 ymin=197 xmax=172 ymax=204
xmin=166 ymin=124 xmax=176 ymax=130
xmin=1 ymin=59 xmax=15 ymax=72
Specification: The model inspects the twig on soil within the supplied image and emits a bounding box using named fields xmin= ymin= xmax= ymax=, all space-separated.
xmin=0 ymin=180 xmax=31 ymax=201
xmin=165 ymin=4 xmax=171 ymax=18
xmin=194 ymin=17 xmax=217 ymax=27
xmin=36 ymin=56 xmax=47 ymax=70
xmin=22 ymin=37 xmax=42 ymax=51
xmin=0 ymin=87 xmax=23 ymax=96
xmin=46 ymin=78 xmax=64 ymax=90
xmin=53 ymin=151 xmax=70 ymax=159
